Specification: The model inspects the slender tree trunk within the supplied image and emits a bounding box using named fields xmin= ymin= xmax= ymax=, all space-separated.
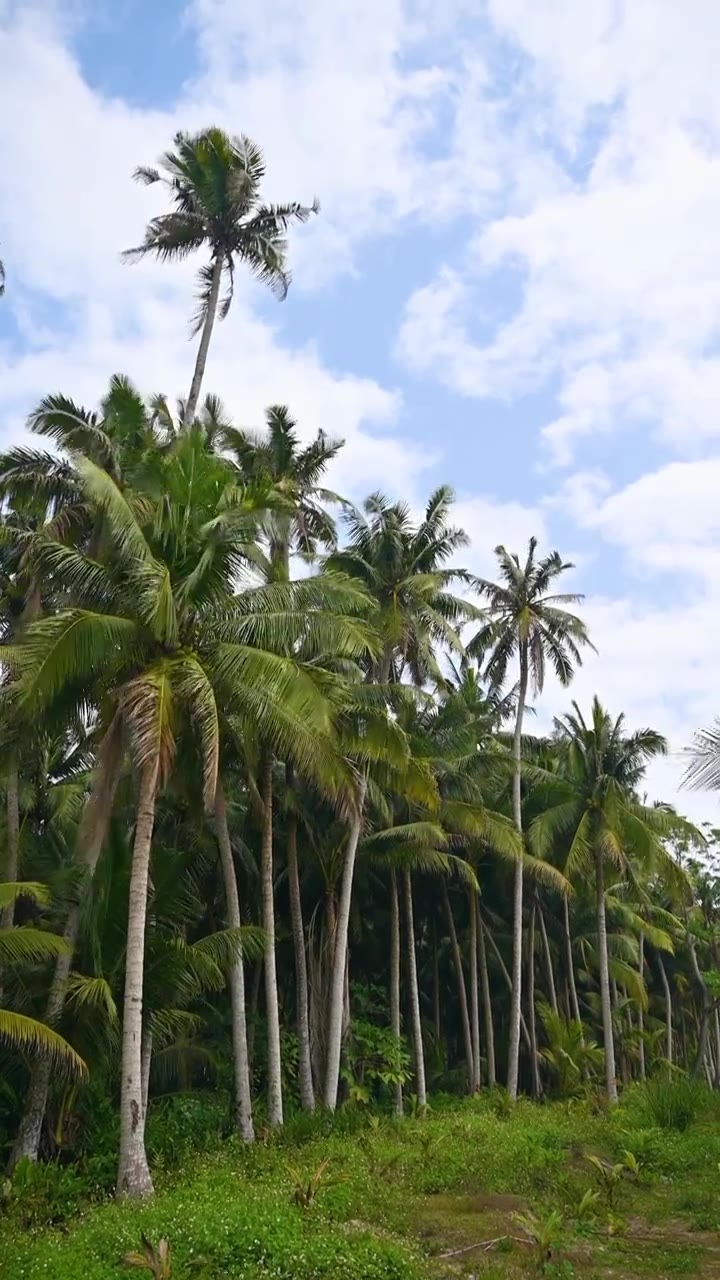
xmin=478 ymin=913 xmax=496 ymax=1087
xmin=468 ymin=889 xmax=481 ymax=1091
xmin=247 ymin=961 xmax=262 ymax=1077
xmin=564 ymin=895 xmax=582 ymax=1025
xmin=184 ymin=253 xmax=223 ymax=426
xmin=484 ymin=918 xmax=532 ymax=1051
xmin=595 ymin=849 xmax=618 ymax=1104
xmin=285 ymin=769 xmax=314 ymax=1113
xmin=390 ymin=869 xmax=403 ymax=1116
xmin=10 ymin=719 xmax=124 ymax=1169
xmin=0 ymin=757 xmax=20 ymax=932
xmin=637 ymin=935 xmax=646 ymax=1081
xmin=657 ymin=954 xmax=673 ymax=1065
xmin=215 ymin=784 xmax=254 ymax=1142
xmin=442 ymin=881 xmax=473 ymax=1091
xmin=260 ymin=754 xmax=283 ymax=1127
xmin=323 ymin=776 xmax=367 ymax=1110
xmin=507 ymin=648 xmax=528 ymax=1101
xmin=527 ymin=903 xmax=542 ymax=1098
xmin=140 ymin=1030 xmax=153 ymax=1120
xmin=432 ymin=921 xmax=441 ymax=1045
xmin=403 ymin=868 xmax=427 ymax=1108
xmin=537 ymin=897 xmax=558 ymax=1014
xmin=117 ymin=767 xmax=157 ymax=1198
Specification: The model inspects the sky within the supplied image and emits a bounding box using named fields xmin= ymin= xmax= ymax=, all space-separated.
xmin=0 ymin=0 xmax=719 ymax=822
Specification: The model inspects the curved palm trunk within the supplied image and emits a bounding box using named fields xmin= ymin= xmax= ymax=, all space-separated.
xmin=0 ymin=757 xmax=19 ymax=932
xmin=507 ymin=647 xmax=528 ymax=1101
xmin=478 ymin=912 xmax=496 ymax=1087
xmin=656 ymin=953 xmax=673 ymax=1065
xmin=403 ymin=868 xmax=427 ymax=1108
xmin=468 ymin=889 xmax=481 ymax=1091
xmin=11 ymin=724 xmax=123 ymax=1170
xmin=117 ymin=766 xmax=157 ymax=1198
xmin=184 ymin=253 xmax=223 ymax=425
xmin=563 ymin=895 xmax=582 ymax=1026
xmin=442 ymin=881 xmax=473 ymax=1091
xmin=537 ymin=897 xmax=558 ymax=1014
xmin=390 ymin=869 xmax=403 ymax=1116
xmin=527 ymin=903 xmax=542 ymax=1098
xmin=323 ymin=776 xmax=367 ymax=1110
xmin=215 ymin=783 xmax=254 ymax=1142
xmin=595 ymin=848 xmax=617 ymax=1104
xmin=260 ymin=754 xmax=283 ymax=1128
xmin=286 ymin=772 xmax=314 ymax=1113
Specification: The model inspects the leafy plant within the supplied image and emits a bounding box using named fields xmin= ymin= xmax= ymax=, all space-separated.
xmin=584 ymin=1151 xmax=640 ymax=1209
xmin=513 ymin=1208 xmax=564 ymax=1276
xmin=639 ymin=1074 xmax=708 ymax=1132
xmin=287 ymin=1157 xmax=333 ymax=1208
xmin=122 ymin=1236 xmax=171 ymax=1279
xmin=575 ymin=1188 xmax=600 ymax=1222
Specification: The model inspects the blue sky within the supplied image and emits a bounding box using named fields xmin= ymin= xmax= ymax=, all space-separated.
xmin=1 ymin=0 xmax=720 ymax=818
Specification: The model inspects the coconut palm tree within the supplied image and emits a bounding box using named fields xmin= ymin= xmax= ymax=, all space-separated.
xmin=470 ymin=537 xmax=592 ymax=1100
xmin=124 ymin=129 xmax=318 ymax=424
xmin=529 ymin=697 xmax=690 ymax=1103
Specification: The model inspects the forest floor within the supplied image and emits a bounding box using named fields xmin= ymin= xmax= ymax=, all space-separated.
xmin=4 ymin=1088 xmax=720 ymax=1279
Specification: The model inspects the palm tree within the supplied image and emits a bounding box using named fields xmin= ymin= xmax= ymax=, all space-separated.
xmin=470 ymin=537 xmax=592 ymax=1100
xmin=124 ymin=129 xmax=318 ymax=424
xmin=529 ymin=697 xmax=687 ymax=1103
xmin=2 ymin=435 xmax=373 ymax=1192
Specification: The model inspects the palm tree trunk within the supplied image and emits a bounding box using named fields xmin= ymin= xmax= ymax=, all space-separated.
xmin=484 ymin=917 xmax=532 ymax=1052
xmin=184 ymin=253 xmax=223 ymax=425
xmin=215 ymin=783 xmax=254 ymax=1142
xmin=442 ymin=881 xmax=473 ymax=1091
xmin=403 ymin=868 xmax=427 ymax=1108
xmin=637 ymin=935 xmax=646 ymax=1081
xmin=507 ymin=647 xmax=528 ymax=1101
xmin=117 ymin=766 xmax=157 ymax=1198
xmin=468 ymin=889 xmax=481 ymax=1091
xmin=285 ymin=770 xmax=314 ymax=1113
xmin=595 ymin=848 xmax=618 ymax=1104
xmin=10 ymin=717 xmax=124 ymax=1169
xmin=432 ymin=921 xmax=441 ymax=1044
xmin=657 ymin=954 xmax=673 ymax=1065
xmin=260 ymin=753 xmax=283 ymax=1128
xmin=564 ymin=895 xmax=582 ymax=1025
xmin=527 ymin=903 xmax=542 ymax=1098
xmin=478 ymin=912 xmax=496 ymax=1087
xmin=323 ymin=776 xmax=368 ymax=1110
xmin=0 ymin=756 xmax=20 ymax=932
xmin=537 ymin=897 xmax=558 ymax=1014
xmin=140 ymin=1030 xmax=153 ymax=1119
xmin=390 ymin=869 xmax=403 ymax=1117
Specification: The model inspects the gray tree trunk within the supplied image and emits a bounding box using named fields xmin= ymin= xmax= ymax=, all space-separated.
xmin=184 ymin=253 xmax=223 ymax=425
xmin=403 ymin=868 xmax=426 ymax=1108
xmin=564 ymin=895 xmax=582 ymax=1026
xmin=323 ymin=776 xmax=367 ymax=1110
xmin=507 ymin=646 xmax=528 ymax=1100
xmin=484 ymin=917 xmax=532 ymax=1051
xmin=11 ymin=724 xmax=123 ymax=1170
xmin=390 ymin=869 xmax=403 ymax=1116
xmin=637 ymin=935 xmax=646 ymax=1081
xmin=260 ymin=754 xmax=283 ymax=1127
xmin=215 ymin=783 xmax=254 ymax=1142
xmin=442 ymin=880 xmax=473 ymax=1091
xmin=527 ymin=903 xmax=542 ymax=1098
xmin=286 ymin=770 xmax=314 ymax=1113
xmin=0 ymin=757 xmax=20 ymax=931
xmin=595 ymin=848 xmax=618 ymax=1104
xmin=478 ymin=912 xmax=496 ymax=1087
xmin=140 ymin=1030 xmax=153 ymax=1120
xmin=656 ymin=953 xmax=673 ymax=1065
xmin=468 ymin=889 xmax=481 ymax=1091
xmin=537 ymin=897 xmax=558 ymax=1014
xmin=117 ymin=766 xmax=157 ymax=1197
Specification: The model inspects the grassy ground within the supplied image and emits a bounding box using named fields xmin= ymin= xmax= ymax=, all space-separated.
xmin=4 ymin=1084 xmax=720 ymax=1279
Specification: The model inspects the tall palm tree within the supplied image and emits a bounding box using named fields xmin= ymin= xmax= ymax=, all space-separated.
xmin=470 ymin=537 xmax=592 ymax=1100
xmin=529 ymin=697 xmax=687 ymax=1103
xmin=124 ymin=129 xmax=318 ymax=424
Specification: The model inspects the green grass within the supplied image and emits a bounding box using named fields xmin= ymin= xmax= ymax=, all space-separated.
xmin=5 ymin=1086 xmax=720 ymax=1279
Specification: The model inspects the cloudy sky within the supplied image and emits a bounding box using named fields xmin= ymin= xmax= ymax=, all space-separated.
xmin=1 ymin=0 xmax=719 ymax=821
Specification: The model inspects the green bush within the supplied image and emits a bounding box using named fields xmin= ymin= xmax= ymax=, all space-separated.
xmin=635 ymin=1076 xmax=710 ymax=1132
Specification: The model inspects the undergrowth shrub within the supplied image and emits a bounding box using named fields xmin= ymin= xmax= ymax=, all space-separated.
xmin=635 ymin=1075 xmax=710 ymax=1132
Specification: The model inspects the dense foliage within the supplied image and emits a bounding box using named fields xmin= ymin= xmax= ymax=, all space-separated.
xmin=1 ymin=130 xmax=719 ymax=1247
